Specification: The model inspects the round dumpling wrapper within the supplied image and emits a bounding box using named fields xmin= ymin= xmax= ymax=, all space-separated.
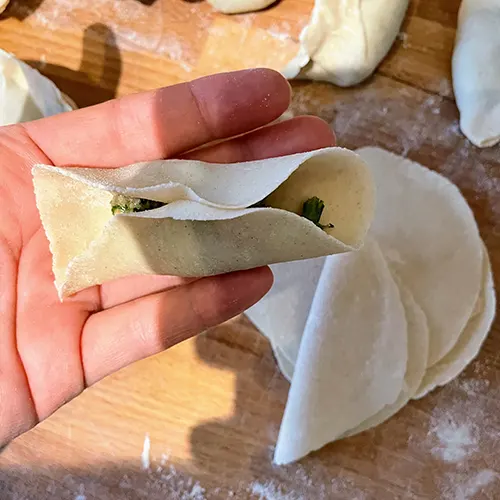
xmin=357 ymin=147 xmax=483 ymax=367
xmin=415 ymin=243 xmax=495 ymax=398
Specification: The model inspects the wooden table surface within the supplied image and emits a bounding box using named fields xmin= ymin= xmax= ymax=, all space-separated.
xmin=1 ymin=0 xmax=499 ymax=498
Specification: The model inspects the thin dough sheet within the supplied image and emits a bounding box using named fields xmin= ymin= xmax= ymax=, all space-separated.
xmin=33 ymin=147 xmax=374 ymax=298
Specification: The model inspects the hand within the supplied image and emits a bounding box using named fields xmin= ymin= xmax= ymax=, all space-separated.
xmin=0 ymin=68 xmax=335 ymax=446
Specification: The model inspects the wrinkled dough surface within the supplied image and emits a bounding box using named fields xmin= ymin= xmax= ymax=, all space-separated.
xmin=453 ymin=0 xmax=500 ymax=147
xmin=33 ymin=147 xmax=374 ymax=298
xmin=283 ymin=0 xmax=409 ymax=86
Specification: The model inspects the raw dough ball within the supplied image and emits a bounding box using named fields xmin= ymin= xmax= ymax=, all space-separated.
xmin=283 ymin=0 xmax=410 ymax=87
xmin=0 ymin=49 xmax=74 ymax=125
xmin=453 ymin=0 xmax=500 ymax=147
xmin=207 ymin=0 xmax=275 ymax=14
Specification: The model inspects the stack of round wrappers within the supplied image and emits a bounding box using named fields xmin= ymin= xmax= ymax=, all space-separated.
xmin=247 ymin=147 xmax=495 ymax=465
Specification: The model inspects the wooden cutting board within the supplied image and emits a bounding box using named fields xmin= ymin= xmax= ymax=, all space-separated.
xmin=1 ymin=0 xmax=499 ymax=498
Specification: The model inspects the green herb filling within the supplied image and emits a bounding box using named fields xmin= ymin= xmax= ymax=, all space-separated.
xmin=301 ymin=196 xmax=334 ymax=230
xmin=111 ymin=194 xmax=166 ymax=215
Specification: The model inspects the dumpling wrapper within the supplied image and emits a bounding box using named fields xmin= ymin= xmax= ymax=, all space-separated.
xmin=415 ymin=244 xmax=496 ymax=398
xmin=340 ymin=277 xmax=429 ymax=438
xmin=357 ymin=147 xmax=483 ymax=367
xmin=250 ymin=249 xmax=429 ymax=444
xmin=246 ymin=256 xmax=326 ymax=363
xmin=453 ymin=0 xmax=500 ymax=147
xmin=0 ymin=48 xmax=74 ymax=126
xmin=248 ymin=240 xmax=408 ymax=464
xmin=272 ymin=343 xmax=295 ymax=382
xmin=247 ymin=147 xmax=490 ymax=464
xmin=283 ymin=0 xmax=409 ymax=87
xmin=271 ymin=238 xmax=407 ymax=465
xmin=33 ymin=147 xmax=374 ymax=298
xmin=207 ymin=0 xmax=275 ymax=14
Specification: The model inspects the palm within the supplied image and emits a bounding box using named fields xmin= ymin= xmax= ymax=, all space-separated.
xmin=0 ymin=69 xmax=335 ymax=447
xmin=0 ymin=125 xmax=101 ymax=444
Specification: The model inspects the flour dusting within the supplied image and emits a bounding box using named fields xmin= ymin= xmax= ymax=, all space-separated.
xmin=441 ymin=469 xmax=498 ymax=500
xmin=250 ymin=481 xmax=303 ymax=500
xmin=74 ymin=484 xmax=86 ymax=500
xmin=430 ymin=417 xmax=478 ymax=463
xmin=141 ymin=433 xmax=151 ymax=470
xmin=10 ymin=0 xmax=201 ymax=70
xmin=267 ymin=22 xmax=294 ymax=42
xmin=459 ymin=378 xmax=490 ymax=397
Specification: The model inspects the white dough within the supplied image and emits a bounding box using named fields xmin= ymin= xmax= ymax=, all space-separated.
xmin=283 ymin=0 xmax=409 ymax=87
xmin=341 ymin=278 xmax=429 ymax=438
xmin=415 ymin=244 xmax=496 ymax=398
xmin=453 ymin=0 xmax=500 ymax=147
xmin=272 ymin=239 xmax=408 ymax=465
xmin=272 ymin=343 xmax=295 ymax=382
xmin=207 ymin=0 xmax=275 ymax=14
xmin=247 ymin=257 xmax=325 ymax=362
xmin=247 ymin=147 xmax=491 ymax=465
xmin=0 ymin=49 xmax=73 ymax=125
xmin=357 ymin=147 xmax=483 ymax=367
xmin=0 ymin=1 xmax=9 ymax=14
xmin=34 ymin=148 xmax=374 ymax=298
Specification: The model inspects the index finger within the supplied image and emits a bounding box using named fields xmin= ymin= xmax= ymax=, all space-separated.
xmin=23 ymin=68 xmax=291 ymax=168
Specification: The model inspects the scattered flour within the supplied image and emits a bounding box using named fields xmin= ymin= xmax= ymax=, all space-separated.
xmin=250 ymin=481 xmax=304 ymax=500
xmin=141 ymin=433 xmax=151 ymax=470
xmin=441 ymin=470 xmax=498 ymax=500
xmin=397 ymin=32 xmax=409 ymax=49
xmin=430 ymin=418 xmax=478 ymax=463
xmin=458 ymin=378 xmax=490 ymax=397
xmin=267 ymin=23 xmax=294 ymax=42
xmin=74 ymin=483 xmax=86 ymax=500
xmin=10 ymin=0 xmax=201 ymax=71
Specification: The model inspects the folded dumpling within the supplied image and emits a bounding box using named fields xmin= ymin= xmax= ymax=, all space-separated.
xmin=283 ymin=0 xmax=410 ymax=87
xmin=453 ymin=0 xmax=500 ymax=147
xmin=33 ymin=147 xmax=375 ymax=298
xmin=0 ymin=48 xmax=74 ymax=125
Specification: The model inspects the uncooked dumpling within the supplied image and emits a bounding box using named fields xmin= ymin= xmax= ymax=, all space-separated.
xmin=0 ymin=49 xmax=74 ymax=125
xmin=357 ymin=147 xmax=483 ymax=367
xmin=453 ymin=0 xmax=500 ymax=147
xmin=207 ymin=0 xmax=275 ymax=14
xmin=33 ymin=147 xmax=374 ymax=298
xmin=283 ymin=0 xmax=410 ymax=87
